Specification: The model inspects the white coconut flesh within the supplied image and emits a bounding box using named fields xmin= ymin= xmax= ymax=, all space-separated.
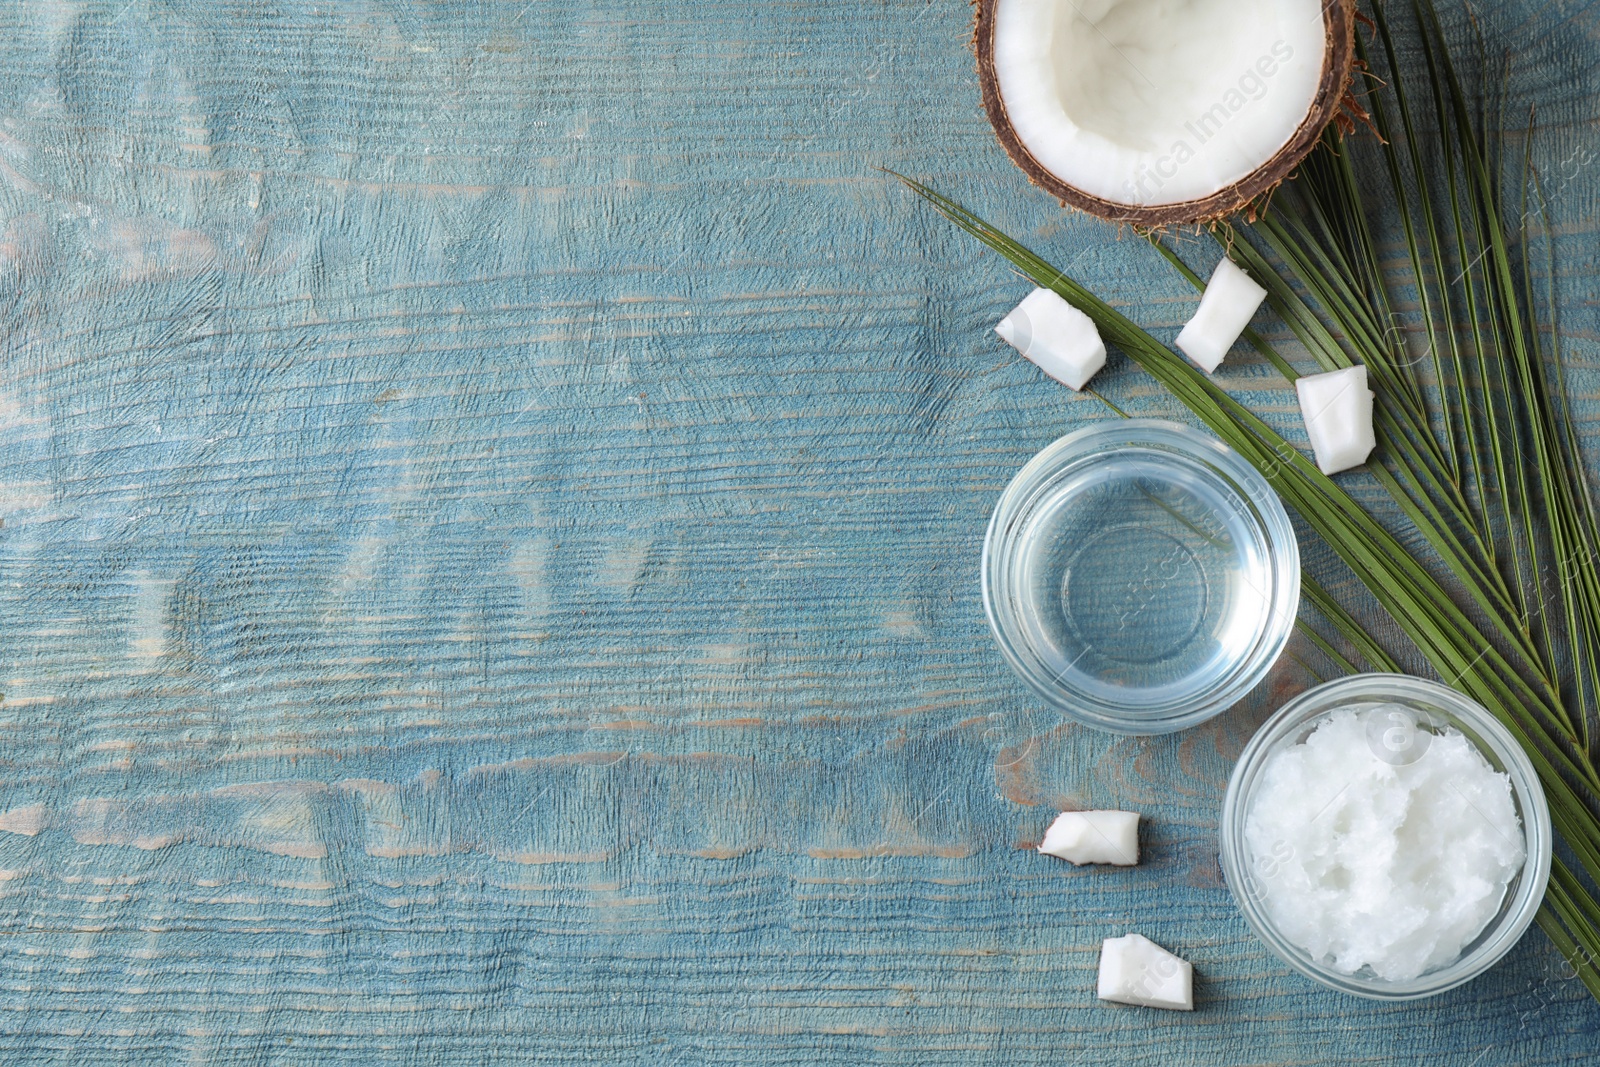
xmin=1177 ymin=257 xmax=1268 ymax=372
xmin=995 ymin=287 xmax=1107 ymax=390
xmin=1297 ymin=364 xmax=1376 ymax=474
xmin=992 ymin=0 xmax=1328 ymax=207
xmin=1098 ymin=934 xmax=1194 ymax=1011
xmin=1039 ymin=810 xmax=1141 ymax=866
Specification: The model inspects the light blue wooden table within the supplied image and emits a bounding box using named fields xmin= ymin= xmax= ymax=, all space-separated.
xmin=0 ymin=1 xmax=1596 ymax=1063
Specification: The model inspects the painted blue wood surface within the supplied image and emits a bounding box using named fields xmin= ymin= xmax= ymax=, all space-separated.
xmin=0 ymin=0 xmax=1595 ymax=1063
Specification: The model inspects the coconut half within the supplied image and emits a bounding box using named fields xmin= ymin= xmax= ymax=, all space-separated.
xmin=977 ymin=0 xmax=1357 ymax=225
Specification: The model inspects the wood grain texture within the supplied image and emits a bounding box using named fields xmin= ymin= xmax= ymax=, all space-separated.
xmin=0 ymin=0 xmax=1594 ymax=1063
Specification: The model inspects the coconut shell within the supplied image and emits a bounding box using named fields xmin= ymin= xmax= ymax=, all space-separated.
xmin=975 ymin=0 xmax=1359 ymax=227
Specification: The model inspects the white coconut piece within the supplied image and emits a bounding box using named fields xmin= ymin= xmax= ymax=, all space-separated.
xmin=995 ymin=288 xmax=1107 ymax=391
xmin=1098 ymin=934 xmax=1194 ymax=1011
xmin=1038 ymin=810 xmax=1140 ymax=866
xmin=1175 ymin=258 xmax=1268 ymax=373
xmin=1296 ymin=365 xmax=1376 ymax=474
xmin=988 ymin=0 xmax=1330 ymax=211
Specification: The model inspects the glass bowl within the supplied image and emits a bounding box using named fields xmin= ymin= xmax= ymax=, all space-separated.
xmin=1220 ymin=674 xmax=1553 ymax=999
xmin=982 ymin=419 xmax=1300 ymax=735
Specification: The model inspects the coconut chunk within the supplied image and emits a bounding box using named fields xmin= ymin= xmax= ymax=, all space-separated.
xmin=1039 ymin=810 xmax=1140 ymax=866
xmin=1296 ymin=365 xmax=1375 ymax=474
xmin=995 ymin=287 xmax=1107 ymax=391
xmin=1175 ymin=258 xmax=1268 ymax=373
xmin=1098 ymin=934 xmax=1194 ymax=1011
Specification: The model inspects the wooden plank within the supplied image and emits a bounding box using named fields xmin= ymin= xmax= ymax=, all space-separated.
xmin=0 ymin=0 xmax=1592 ymax=1062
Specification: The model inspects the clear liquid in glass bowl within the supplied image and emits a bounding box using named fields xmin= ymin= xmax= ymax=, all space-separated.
xmin=984 ymin=420 xmax=1299 ymax=734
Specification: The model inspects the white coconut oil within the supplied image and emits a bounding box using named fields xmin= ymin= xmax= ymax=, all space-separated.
xmin=1242 ymin=705 xmax=1526 ymax=981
